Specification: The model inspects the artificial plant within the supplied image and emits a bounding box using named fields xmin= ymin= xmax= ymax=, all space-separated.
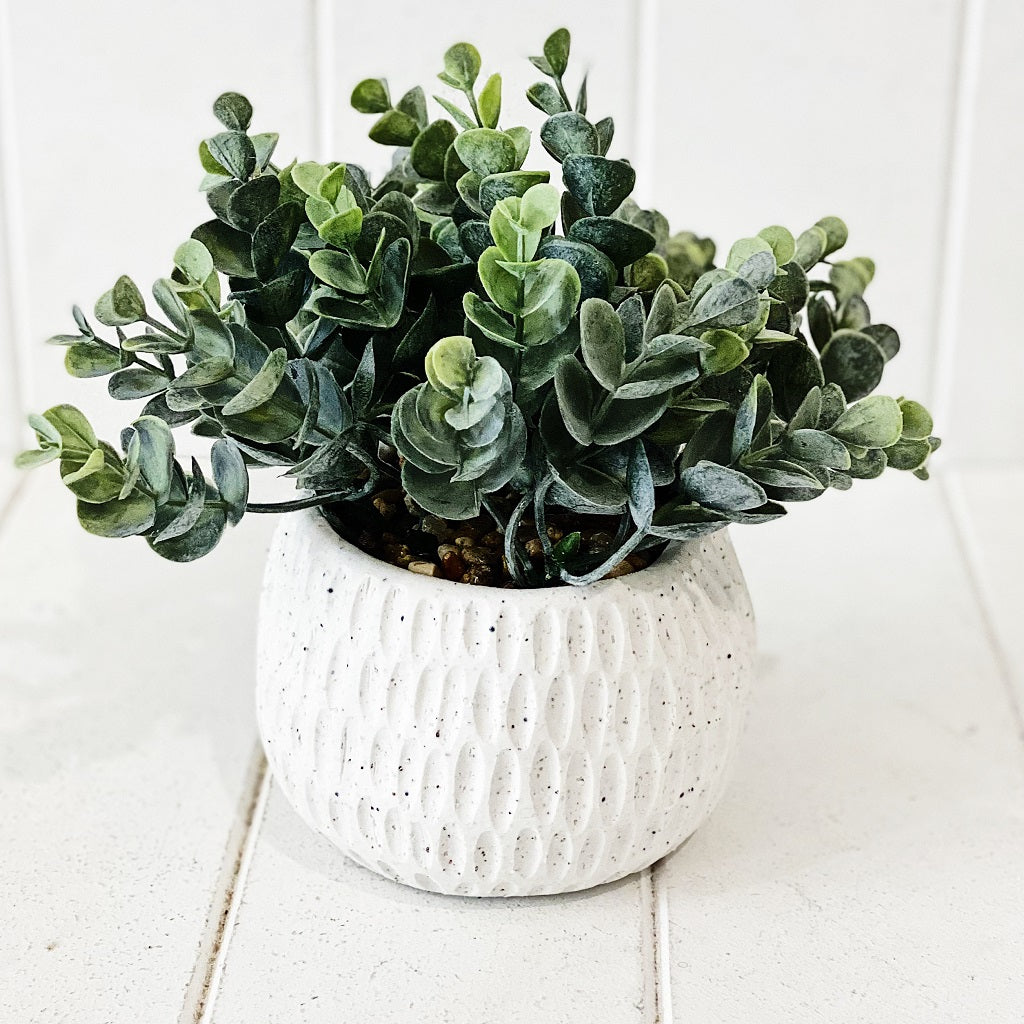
xmin=17 ymin=28 xmax=939 ymax=585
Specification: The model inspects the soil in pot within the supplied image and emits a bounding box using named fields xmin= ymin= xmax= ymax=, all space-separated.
xmin=321 ymin=487 xmax=657 ymax=588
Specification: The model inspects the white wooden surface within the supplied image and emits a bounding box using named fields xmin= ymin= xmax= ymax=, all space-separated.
xmin=2 ymin=470 xmax=1022 ymax=1022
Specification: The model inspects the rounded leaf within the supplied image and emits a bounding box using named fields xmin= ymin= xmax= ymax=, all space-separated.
xmin=351 ymin=77 xmax=390 ymax=114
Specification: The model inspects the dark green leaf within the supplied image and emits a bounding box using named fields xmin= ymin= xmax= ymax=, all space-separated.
xmin=351 ymin=78 xmax=390 ymax=114
xmin=213 ymin=92 xmax=253 ymax=132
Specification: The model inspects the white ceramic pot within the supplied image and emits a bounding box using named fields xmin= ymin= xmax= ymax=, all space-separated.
xmin=256 ymin=509 xmax=755 ymax=897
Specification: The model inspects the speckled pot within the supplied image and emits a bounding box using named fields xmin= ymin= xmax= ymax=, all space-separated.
xmin=256 ymin=509 xmax=755 ymax=897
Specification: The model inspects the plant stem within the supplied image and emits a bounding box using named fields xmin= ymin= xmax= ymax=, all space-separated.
xmin=244 ymin=490 xmax=352 ymax=514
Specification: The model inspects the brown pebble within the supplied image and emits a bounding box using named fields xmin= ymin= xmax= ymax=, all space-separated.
xmin=372 ymin=496 xmax=398 ymax=520
xmin=408 ymin=560 xmax=442 ymax=578
xmin=546 ymin=525 xmax=564 ymax=542
xmin=586 ymin=530 xmax=615 ymax=554
xmin=603 ymin=560 xmax=635 ymax=579
xmin=626 ymin=554 xmax=649 ymax=571
xmin=461 ymin=564 xmax=495 ymax=586
xmin=440 ymin=549 xmax=466 ymax=581
xmin=525 ymin=538 xmax=545 ymax=559
xmin=480 ymin=530 xmax=504 ymax=549
xmin=454 ymin=535 xmax=474 ymax=548
xmin=461 ymin=546 xmax=493 ymax=566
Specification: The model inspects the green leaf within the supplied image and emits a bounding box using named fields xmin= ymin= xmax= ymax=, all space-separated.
xmin=884 ymin=437 xmax=932 ymax=471
xmin=820 ymin=329 xmax=885 ymax=402
xmin=309 ymin=248 xmax=366 ymax=292
xmin=829 ymin=395 xmax=903 ymax=448
xmin=454 ymin=128 xmax=518 ymax=177
xmin=192 ymin=220 xmax=256 ymax=278
xmin=700 ymin=329 xmax=750 ymax=375
xmin=463 ymin=293 xmax=516 ymax=345
xmin=479 ymin=171 xmax=551 ymax=213
xmin=569 ymin=217 xmax=656 ymax=267
xmin=251 ymin=202 xmax=304 ymax=281
xmin=77 ymin=491 xmax=156 ymax=538
xmin=580 ymin=297 xmax=625 ymax=392
xmin=540 ymin=112 xmax=600 ymax=161
xmin=61 ymin=446 xmax=106 ymax=487
xmin=898 ymin=398 xmax=933 ymax=440
xmin=213 ymin=92 xmax=253 ymax=132
xmin=64 ymin=342 xmax=121 ymax=378
xmin=786 ymin=428 xmax=852 ymax=470
xmin=478 ymin=73 xmax=502 ymax=129
xmin=42 ymin=404 xmax=97 ymax=454
xmin=154 ymin=458 xmax=206 ymax=543
xmin=369 ymin=109 xmax=420 ymax=147
xmin=441 ymin=41 xmax=482 ymax=90
xmin=174 ymin=239 xmax=215 ymax=283
xmin=830 ymin=257 xmax=875 ymax=303
xmin=433 ymin=95 xmax=476 ymax=132
xmin=108 ymin=367 xmax=171 ymax=400
xmin=685 ymin=276 xmax=759 ymax=331
xmin=758 ymin=225 xmax=796 ymax=265
xmin=725 ymin=237 xmax=776 ymax=291
xmin=794 ymin=225 xmax=828 ymax=270
xmin=527 ymin=81 xmax=566 ymax=116
xmin=170 ymin=357 xmax=234 ymax=390
xmin=814 ymin=216 xmax=848 ymax=255
xmin=554 ymin=356 xmax=596 ymax=444
xmin=351 ymin=77 xmax=390 ymax=114
xmin=147 ymin=505 xmax=226 ymax=561
xmin=627 ymin=439 xmax=655 ymax=526
xmin=680 ymin=460 xmax=768 ymax=512
xmin=592 ymin=394 xmax=666 ymax=445
xmin=151 ymin=279 xmax=191 ymax=335
xmin=562 ymin=155 xmax=635 ymax=217
xmin=543 ymin=28 xmax=571 ymax=77
xmin=133 ymin=415 xmax=175 ymax=503
xmin=211 ymin=438 xmax=248 ymax=526
xmin=411 ymin=119 xmax=458 ymax=179
xmin=862 ymin=323 xmax=900 ymax=361
xmin=206 ymin=131 xmax=256 ymax=181
xmin=95 ymin=275 xmax=146 ymax=327
xmin=521 ymin=259 xmax=582 ymax=346
xmin=767 ymin=341 xmax=825 ymax=420
xmin=220 ymin=348 xmax=287 ymax=416
xmin=225 ymin=174 xmax=281 ymax=233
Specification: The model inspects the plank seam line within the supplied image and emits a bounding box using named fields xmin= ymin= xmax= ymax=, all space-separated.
xmin=652 ymin=863 xmax=674 ymax=1024
xmin=940 ymin=470 xmax=1024 ymax=747
xmin=179 ymin=744 xmax=271 ymax=1024
xmin=639 ymin=866 xmax=660 ymax=1022
xmin=312 ymin=0 xmax=336 ymax=160
xmin=0 ymin=0 xmax=34 ymax=414
xmin=928 ymin=0 xmax=986 ymax=424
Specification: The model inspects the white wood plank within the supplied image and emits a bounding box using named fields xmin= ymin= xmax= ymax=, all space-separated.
xmin=4 ymin=0 xmax=316 ymax=442
xmin=943 ymin=0 xmax=1024 ymax=463
xmin=0 ymin=473 xmax=281 ymax=1021
xmin=945 ymin=466 xmax=1024 ymax=710
xmin=209 ymin=789 xmax=655 ymax=1023
xmin=324 ymin=2 xmax=639 ymax=180
xmin=645 ymin=1 xmax=961 ymax=406
xmin=0 ymin=0 xmax=26 ymax=504
xmin=657 ymin=473 xmax=1024 ymax=1022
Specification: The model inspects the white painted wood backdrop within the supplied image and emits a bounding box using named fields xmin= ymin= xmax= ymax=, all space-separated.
xmin=0 ymin=0 xmax=1018 ymax=486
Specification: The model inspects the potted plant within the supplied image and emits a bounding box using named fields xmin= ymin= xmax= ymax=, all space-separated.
xmin=16 ymin=29 xmax=939 ymax=897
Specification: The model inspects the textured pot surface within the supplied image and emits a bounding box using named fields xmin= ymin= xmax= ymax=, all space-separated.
xmin=256 ymin=510 xmax=755 ymax=897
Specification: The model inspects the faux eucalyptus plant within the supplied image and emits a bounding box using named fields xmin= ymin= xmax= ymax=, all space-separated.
xmin=17 ymin=28 xmax=939 ymax=585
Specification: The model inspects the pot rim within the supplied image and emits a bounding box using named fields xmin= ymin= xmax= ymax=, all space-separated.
xmin=278 ymin=507 xmax=727 ymax=607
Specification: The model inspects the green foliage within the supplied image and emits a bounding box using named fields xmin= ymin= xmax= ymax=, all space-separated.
xmin=17 ymin=33 xmax=939 ymax=582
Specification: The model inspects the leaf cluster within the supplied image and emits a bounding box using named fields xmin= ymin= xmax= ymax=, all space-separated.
xmin=18 ymin=30 xmax=939 ymax=581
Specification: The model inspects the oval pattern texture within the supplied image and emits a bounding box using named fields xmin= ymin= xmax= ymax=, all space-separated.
xmin=256 ymin=510 xmax=756 ymax=897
